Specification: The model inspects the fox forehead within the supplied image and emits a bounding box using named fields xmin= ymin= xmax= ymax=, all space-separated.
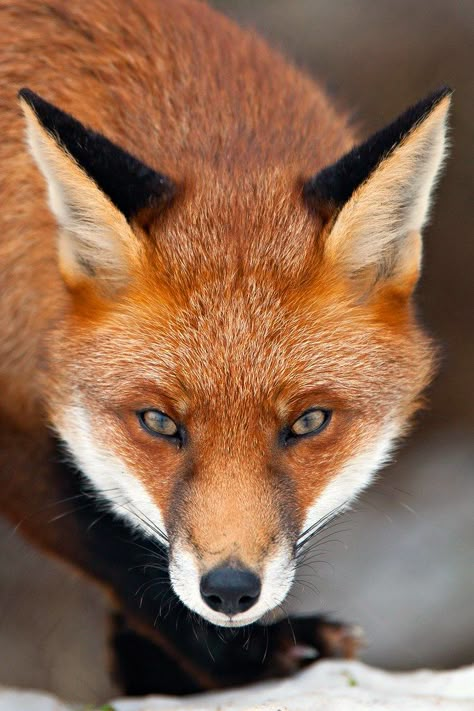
xmin=61 ymin=263 xmax=423 ymax=419
xmin=128 ymin=171 xmax=325 ymax=302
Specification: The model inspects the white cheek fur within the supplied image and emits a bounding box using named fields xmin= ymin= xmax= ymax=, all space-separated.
xmin=56 ymin=402 xmax=169 ymax=546
xmin=300 ymin=420 xmax=400 ymax=541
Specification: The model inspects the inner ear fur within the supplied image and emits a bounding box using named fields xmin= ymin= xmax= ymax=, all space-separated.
xmin=305 ymin=88 xmax=452 ymax=297
xmin=19 ymin=89 xmax=174 ymax=295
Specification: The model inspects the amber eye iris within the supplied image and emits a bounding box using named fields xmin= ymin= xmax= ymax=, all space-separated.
xmin=290 ymin=408 xmax=331 ymax=437
xmin=138 ymin=409 xmax=179 ymax=438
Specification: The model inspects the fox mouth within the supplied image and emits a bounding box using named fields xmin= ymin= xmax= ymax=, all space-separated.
xmin=202 ymin=611 xmax=267 ymax=628
xmin=172 ymin=585 xmax=293 ymax=629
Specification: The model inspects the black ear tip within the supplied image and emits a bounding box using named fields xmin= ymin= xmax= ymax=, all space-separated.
xmin=18 ymin=88 xmax=55 ymax=119
xmin=18 ymin=87 xmax=33 ymax=102
xmin=409 ymin=86 xmax=453 ymax=127
xmin=428 ymin=85 xmax=453 ymax=106
xmin=303 ymin=85 xmax=454 ymax=210
xmin=18 ymin=87 xmax=42 ymax=108
xmin=437 ymin=85 xmax=453 ymax=97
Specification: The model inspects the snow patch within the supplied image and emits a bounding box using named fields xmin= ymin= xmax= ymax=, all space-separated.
xmin=1 ymin=661 xmax=474 ymax=711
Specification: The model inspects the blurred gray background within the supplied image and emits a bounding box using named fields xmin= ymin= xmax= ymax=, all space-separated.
xmin=1 ymin=0 xmax=472 ymax=703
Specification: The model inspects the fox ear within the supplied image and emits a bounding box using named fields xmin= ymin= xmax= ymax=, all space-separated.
xmin=19 ymin=89 xmax=174 ymax=293
xmin=305 ymin=88 xmax=452 ymax=296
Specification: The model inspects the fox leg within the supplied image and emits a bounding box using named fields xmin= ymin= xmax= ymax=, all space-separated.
xmin=110 ymin=611 xmax=363 ymax=695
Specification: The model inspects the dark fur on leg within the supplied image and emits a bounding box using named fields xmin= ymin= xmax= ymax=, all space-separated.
xmin=110 ymin=612 xmax=363 ymax=695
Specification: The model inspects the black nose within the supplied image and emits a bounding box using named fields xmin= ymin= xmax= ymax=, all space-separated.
xmin=200 ymin=565 xmax=261 ymax=615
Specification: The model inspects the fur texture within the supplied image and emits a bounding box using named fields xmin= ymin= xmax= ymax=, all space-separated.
xmin=0 ymin=0 xmax=450 ymax=634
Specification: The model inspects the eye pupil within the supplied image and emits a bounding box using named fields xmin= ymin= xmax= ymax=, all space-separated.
xmin=139 ymin=409 xmax=179 ymax=437
xmin=290 ymin=408 xmax=330 ymax=437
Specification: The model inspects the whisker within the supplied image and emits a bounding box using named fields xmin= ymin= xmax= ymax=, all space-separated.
xmin=116 ymin=502 xmax=169 ymax=547
xmin=261 ymin=623 xmax=270 ymax=664
xmin=275 ymin=602 xmax=296 ymax=646
xmin=121 ymin=537 xmax=168 ymax=563
xmin=296 ymin=521 xmax=351 ymax=557
xmin=296 ymin=502 xmax=349 ymax=551
xmin=297 ymin=504 xmax=345 ymax=542
xmin=126 ymin=504 xmax=169 ymax=543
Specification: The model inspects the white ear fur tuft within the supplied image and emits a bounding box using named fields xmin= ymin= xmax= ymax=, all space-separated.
xmin=325 ymin=96 xmax=451 ymax=285
xmin=20 ymin=99 xmax=138 ymax=292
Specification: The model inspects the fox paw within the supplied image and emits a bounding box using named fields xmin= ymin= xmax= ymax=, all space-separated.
xmin=266 ymin=615 xmax=365 ymax=676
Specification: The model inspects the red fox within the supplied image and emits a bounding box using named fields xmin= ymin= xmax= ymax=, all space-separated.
xmin=0 ymin=0 xmax=450 ymax=696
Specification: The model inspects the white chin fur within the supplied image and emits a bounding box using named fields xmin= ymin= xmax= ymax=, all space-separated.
xmin=169 ymin=543 xmax=296 ymax=627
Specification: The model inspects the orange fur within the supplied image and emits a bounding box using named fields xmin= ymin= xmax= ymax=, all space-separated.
xmin=0 ymin=0 xmax=444 ymax=624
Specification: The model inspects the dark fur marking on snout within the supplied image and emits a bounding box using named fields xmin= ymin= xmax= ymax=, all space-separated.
xmin=269 ymin=464 xmax=300 ymax=545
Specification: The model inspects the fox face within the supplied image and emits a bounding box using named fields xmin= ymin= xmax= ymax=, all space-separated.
xmin=19 ymin=87 xmax=449 ymax=627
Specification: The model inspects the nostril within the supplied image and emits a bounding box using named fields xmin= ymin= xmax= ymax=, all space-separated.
xmin=236 ymin=593 xmax=257 ymax=612
xmin=200 ymin=565 xmax=261 ymax=615
xmin=207 ymin=593 xmax=223 ymax=608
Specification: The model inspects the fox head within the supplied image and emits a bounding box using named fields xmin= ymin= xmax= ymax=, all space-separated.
xmin=19 ymin=87 xmax=450 ymax=627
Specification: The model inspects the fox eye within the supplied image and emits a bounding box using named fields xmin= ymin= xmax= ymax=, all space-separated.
xmin=138 ymin=409 xmax=179 ymax=438
xmin=290 ymin=408 xmax=331 ymax=438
